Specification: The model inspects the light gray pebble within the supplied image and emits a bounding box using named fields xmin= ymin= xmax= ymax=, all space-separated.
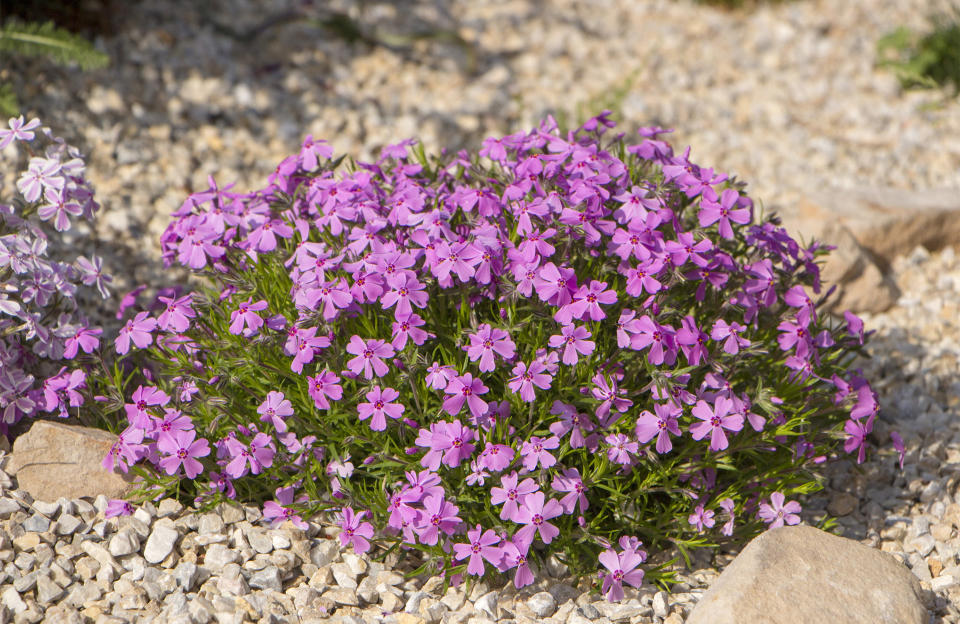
xmin=21 ymin=514 xmax=50 ymax=533
xmin=405 ymin=590 xmax=428 ymax=613
xmin=310 ymin=540 xmax=339 ymax=567
xmin=173 ymin=561 xmax=199 ymax=592
xmin=143 ymin=524 xmax=180 ymax=564
xmin=249 ymin=566 xmax=282 ymax=591
xmin=204 ymin=543 xmax=240 ymax=568
xmin=1 ymin=587 xmax=26 ymax=614
xmin=527 ymin=591 xmax=557 ymax=617
xmin=653 ymin=591 xmax=669 ymax=618
xmin=198 ymin=514 xmax=225 ymax=535
xmin=0 ymin=498 xmax=19 ymax=518
xmin=108 ymin=530 xmax=140 ymax=557
xmin=32 ymin=500 xmax=60 ymax=518
xmin=474 ymin=591 xmax=499 ymax=620
xmin=246 ymin=530 xmax=273 ymax=554
xmin=55 ymin=514 xmax=83 ymax=536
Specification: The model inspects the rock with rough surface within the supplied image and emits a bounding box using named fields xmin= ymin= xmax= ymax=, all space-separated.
xmin=686 ymin=525 xmax=929 ymax=624
xmin=4 ymin=421 xmax=136 ymax=502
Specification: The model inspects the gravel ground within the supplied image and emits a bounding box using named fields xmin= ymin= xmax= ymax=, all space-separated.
xmin=2 ymin=0 xmax=960 ymax=622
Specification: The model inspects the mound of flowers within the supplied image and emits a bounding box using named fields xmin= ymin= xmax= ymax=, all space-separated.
xmin=83 ymin=113 xmax=899 ymax=599
xmin=0 ymin=116 xmax=110 ymax=436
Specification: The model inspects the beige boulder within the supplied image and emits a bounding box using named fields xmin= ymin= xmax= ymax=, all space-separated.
xmin=778 ymin=186 xmax=960 ymax=313
xmin=5 ymin=420 xmax=137 ymax=502
xmin=686 ymin=525 xmax=928 ymax=624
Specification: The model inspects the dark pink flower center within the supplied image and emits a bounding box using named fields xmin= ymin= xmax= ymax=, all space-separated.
xmin=532 ymin=514 xmax=543 ymax=526
xmin=177 ymin=449 xmax=187 ymax=459
xmin=710 ymin=416 xmax=722 ymax=428
xmin=375 ymin=400 xmax=384 ymax=410
xmin=472 ymin=542 xmax=481 ymax=553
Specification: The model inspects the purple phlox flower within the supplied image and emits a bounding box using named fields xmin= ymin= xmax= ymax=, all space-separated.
xmin=758 ymin=492 xmax=802 ymax=529
xmin=426 ymin=362 xmax=456 ymax=390
xmin=466 ymin=324 xmax=516 ymax=372
xmin=307 ymin=369 xmax=343 ymax=410
xmin=844 ymin=417 xmax=871 ymax=464
xmin=507 ymin=360 xmax=553 ymax=403
xmin=552 ymin=467 xmax=589 ymax=515
xmin=263 ymin=486 xmax=309 ymax=530
xmin=415 ymin=494 xmax=462 ymax=546
xmin=850 ymin=384 xmax=879 ymax=421
xmin=591 ymin=372 xmax=633 ymax=428
xmin=710 ymin=318 xmax=751 ymax=355
xmin=742 ymin=259 xmax=778 ymax=308
xmin=75 ymin=255 xmax=112 ymax=299
xmin=157 ymin=429 xmax=210 ymax=479
xmin=258 ymin=390 xmax=294 ymax=432
xmin=339 ymin=507 xmax=375 ymax=554
xmin=549 ymin=400 xmax=595 ymax=449
xmin=629 ymin=315 xmax=676 ymax=366
xmin=357 ymin=386 xmax=405 ymax=431
xmin=206 ymin=471 xmax=236 ymax=499
xmin=124 ymin=385 xmax=170 ymax=428
xmin=176 ymin=218 xmax=226 ymax=269
xmin=674 ymin=315 xmax=708 ymax=366
xmin=443 ymin=373 xmax=489 ymax=420
xmin=289 ymin=326 xmax=332 ymax=373
xmin=415 ymin=420 xmax=476 ymax=470
xmin=306 ymin=278 xmax=353 ymax=321
xmin=0 ymin=115 xmax=40 ymax=149
xmin=453 ymin=525 xmax=503 ymax=576
xmin=555 ymin=280 xmax=617 ymax=324
xmin=688 ymin=504 xmax=716 ymax=533
xmin=465 ymin=460 xmax=491 ymax=486
xmin=843 ymin=310 xmax=865 ymax=345
xmin=115 ymin=311 xmax=157 ymax=355
xmin=391 ymin=312 xmax=432 ymax=350
xmin=229 ymin=298 xmax=268 ymax=336
xmin=151 ymin=408 xmax=194 ymax=442
xmin=478 ymin=441 xmax=515 ymax=472
xmin=18 ymin=157 xmax=63 ymax=203
xmin=548 ymin=323 xmax=595 ymax=365
xmin=497 ymin=538 xmax=535 ymax=589
xmin=776 ymin=317 xmax=812 ymax=359
xmin=598 ymin=545 xmax=646 ymax=602
xmin=605 ymin=433 xmax=638 ymax=465
xmin=624 ymin=256 xmax=665 ymax=296
xmin=298 ymin=134 xmax=333 ymax=170
xmin=784 ymin=285 xmax=817 ymax=326
xmin=635 ymin=402 xmax=682 ymax=454
xmin=157 ymin=294 xmax=195 ymax=333
xmin=520 ymin=435 xmax=559 ymax=471
xmin=719 ymin=498 xmax=736 ymax=536
xmin=245 ymin=216 xmax=293 ymax=253
xmin=116 ymin=285 xmax=146 ymax=320
xmin=512 ymin=491 xmax=563 ymax=549
xmin=104 ymin=499 xmax=135 ymax=518
xmin=471 ymin=398 xmax=508 ymax=431
xmin=37 ymin=187 xmax=83 ymax=231
xmin=346 ymin=335 xmax=395 ymax=379
xmin=689 ymin=396 xmax=744 ymax=452
xmin=616 ymin=309 xmax=644 ymax=349
xmin=102 ymin=425 xmax=146 ymax=473
xmin=63 ymin=326 xmax=102 ymax=359
xmin=699 ymin=187 xmax=750 ymax=239
xmin=611 ymin=185 xmax=658 ymax=223
xmin=533 ymin=262 xmax=578 ymax=307
xmin=490 ymin=472 xmax=539 ymax=522
xmin=664 ymin=230 xmax=712 ymax=268
xmin=326 ymin=454 xmax=355 ymax=479
xmin=434 ymin=240 xmax=481 ymax=283
xmin=380 ymin=274 xmax=428 ymax=319
xmin=891 ymin=431 xmax=905 ymax=470
xmin=224 ymin=432 xmax=276 ymax=478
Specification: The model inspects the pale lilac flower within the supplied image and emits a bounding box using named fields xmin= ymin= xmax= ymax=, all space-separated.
xmin=635 ymin=402 xmax=682 ymax=454
xmin=357 ymin=386 xmax=405 ymax=431
xmin=0 ymin=115 xmax=40 ymax=149
xmin=229 ymin=298 xmax=268 ymax=336
xmin=605 ymin=433 xmax=638 ymax=465
xmin=498 ymin=538 xmax=535 ymax=589
xmin=688 ymin=504 xmax=715 ymax=533
xmin=453 ymin=524 xmax=503 ymax=576
xmin=507 ymin=360 xmax=552 ymax=402
xmin=598 ymin=546 xmax=645 ymax=602
xmin=490 ymin=472 xmax=538 ymax=522
xmin=104 ymin=499 xmax=135 ymax=518
xmin=466 ymin=324 xmax=516 ymax=372
xmin=689 ymin=396 xmax=744 ymax=452
xmin=758 ymin=492 xmax=802 ymax=528
xmin=549 ymin=401 xmax=595 ymax=449
xmin=719 ymin=498 xmax=736 ymax=536
xmin=416 ymin=494 xmax=461 ymax=546
xmin=157 ymin=429 xmax=210 ymax=479
xmin=263 ymin=486 xmax=309 ymax=529
xmin=307 ymin=370 xmax=342 ymax=410
xmin=512 ymin=492 xmax=563 ymax=549
xmin=258 ymin=391 xmax=294 ymax=432
xmin=443 ymin=373 xmax=489 ymax=421
xmin=552 ymin=467 xmax=588 ymax=515
xmin=115 ymin=311 xmax=157 ymax=355
xmin=699 ymin=187 xmax=750 ymax=239
xmin=425 ymin=362 xmax=456 ymax=390
xmin=555 ymin=280 xmax=617 ymax=324
xmin=520 ymin=436 xmax=559 ymax=471
xmin=711 ymin=319 xmax=751 ymax=355
xmin=339 ymin=507 xmax=374 ymax=554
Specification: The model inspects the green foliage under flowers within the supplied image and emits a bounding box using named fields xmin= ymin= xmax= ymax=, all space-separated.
xmin=81 ymin=116 xmax=883 ymax=598
xmin=0 ymin=18 xmax=109 ymax=117
xmin=877 ymin=4 xmax=960 ymax=95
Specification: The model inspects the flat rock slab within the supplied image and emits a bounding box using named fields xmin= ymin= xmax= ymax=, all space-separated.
xmin=686 ymin=525 xmax=928 ymax=624
xmin=5 ymin=420 xmax=137 ymax=502
xmin=778 ymin=186 xmax=960 ymax=313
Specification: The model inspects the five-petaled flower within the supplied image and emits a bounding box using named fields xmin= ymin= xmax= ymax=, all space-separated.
xmin=758 ymin=492 xmax=802 ymax=529
xmin=346 ymin=336 xmax=395 ymax=379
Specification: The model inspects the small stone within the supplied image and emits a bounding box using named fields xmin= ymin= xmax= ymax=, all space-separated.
xmin=405 ymin=591 xmax=428 ymax=614
xmin=35 ymin=573 xmax=65 ymax=605
xmin=249 ymin=567 xmax=282 ymax=591
xmin=108 ymin=530 xmax=140 ymax=557
xmin=931 ymin=575 xmax=958 ymax=592
xmin=473 ymin=591 xmax=498 ymax=620
xmin=21 ymin=514 xmax=50 ymax=533
xmin=827 ymin=492 xmax=859 ymax=517
xmin=204 ymin=543 xmax=240 ymax=568
xmin=526 ymin=591 xmax=557 ymax=617
xmin=930 ymin=558 xmax=944 ymax=578
xmin=595 ymin=602 xmax=648 ymax=622
xmin=157 ymin=499 xmax=183 ymax=518
xmin=396 ymin=614 xmax=426 ymax=624
xmin=173 ymin=561 xmax=199 ymax=592
xmin=2 ymin=587 xmax=27 ymax=613
xmin=577 ymin=603 xmax=601 ymax=619
xmin=310 ymin=540 xmax=339 ymax=567
xmin=931 ymin=523 xmax=953 ymax=542
xmin=55 ymin=514 xmax=83 ymax=536
xmin=270 ymin=532 xmax=291 ymax=550
xmin=32 ymin=501 xmax=60 ymax=517
xmin=13 ymin=533 xmax=40 ymax=551
xmin=198 ymin=514 xmax=225 ymax=535
xmin=418 ymin=597 xmax=448 ymax=624
xmin=441 ymin=587 xmax=465 ymax=611
xmin=322 ymin=587 xmax=359 ymax=606
xmin=246 ymin=530 xmax=273 ymax=554
xmin=653 ymin=591 xmax=669 ymax=618
xmin=0 ymin=498 xmax=20 ymax=518
xmin=217 ymin=503 xmax=245 ymax=524
xmin=331 ymin=562 xmax=358 ymax=589
xmin=144 ymin=524 xmax=180 ymax=564
xmin=912 ymin=534 xmax=936 ymax=558
xmin=13 ymin=571 xmax=37 ymax=592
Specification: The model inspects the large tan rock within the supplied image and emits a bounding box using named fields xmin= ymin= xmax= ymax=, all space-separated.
xmin=5 ymin=420 xmax=137 ymax=502
xmin=778 ymin=186 xmax=960 ymax=313
xmin=686 ymin=525 xmax=928 ymax=624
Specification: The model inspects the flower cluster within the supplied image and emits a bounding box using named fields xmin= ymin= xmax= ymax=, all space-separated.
xmin=0 ymin=117 xmax=110 ymax=434
xmin=88 ymin=114 xmax=895 ymax=598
